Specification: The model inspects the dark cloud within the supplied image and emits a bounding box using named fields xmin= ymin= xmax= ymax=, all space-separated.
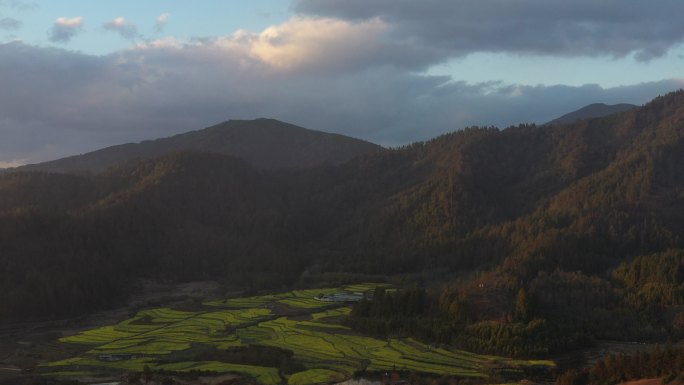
xmin=103 ymin=17 xmax=139 ymax=40
xmin=48 ymin=16 xmax=83 ymax=43
xmin=293 ymin=0 xmax=684 ymax=61
xmin=1 ymin=41 xmax=681 ymax=166
xmin=0 ymin=17 xmax=21 ymax=30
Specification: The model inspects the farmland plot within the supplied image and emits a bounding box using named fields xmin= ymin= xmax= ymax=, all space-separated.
xmin=44 ymin=284 xmax=554 ymax=385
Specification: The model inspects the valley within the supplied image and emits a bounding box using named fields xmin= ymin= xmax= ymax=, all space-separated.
xmin=2 ymin=91 xmax=684 ymax=385
xmin=10 ymin=284 xmax=554 ymax=385
xmin=3 ymin=2 xmax=683 ymax=384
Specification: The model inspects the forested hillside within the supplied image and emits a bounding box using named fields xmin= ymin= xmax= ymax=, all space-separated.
xmin=546 ymin=103 xmax=637 ymax=125
xmin=2 ymin=91 xmax=684 ymax=353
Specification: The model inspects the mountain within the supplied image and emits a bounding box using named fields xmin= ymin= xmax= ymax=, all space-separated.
xmin=546 ymin=102 xmax=637 ymax=125
xmin=2 ymin=90 xmax=684 ymax=337
xmin=13 ymin=118 xmax=384 ymax=174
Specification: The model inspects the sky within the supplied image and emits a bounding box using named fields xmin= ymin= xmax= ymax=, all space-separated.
xmin=1 ymin=0 xmax=683 ymax=167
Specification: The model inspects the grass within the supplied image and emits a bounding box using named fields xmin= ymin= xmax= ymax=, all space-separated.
xmin=288 ymin=368 xmax=346 ymax=385
xmin=156 ymin=361 xmax=281 ymax=385
xmin=60 ymin=326 xmax=137 ymax=345
xmin=43 ymin=371 xmax=99 ymax=377
xmin=205 ymin=288 xmax=344 ymax=310
xmin=46 ymin=357 xmax=157 ymax=371
xmin=45 ymin=284 xmax=554 ymax=384
xmin=341 ymin=283 xmax=391 ymax=293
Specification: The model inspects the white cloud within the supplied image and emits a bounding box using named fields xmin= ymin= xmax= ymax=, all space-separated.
xmin=140 ymin=16 xmax=444 ymax=73
xmin=103 ymin=17 xmax=139 ymax=40
xmin=155 ymin=12 xmax=170 ymax=32
xmin=49 ymin=16 xmax=83 ymax=43
xmin=247 ymin=17 xmax=387 ymax=71
xmin=56 ymin=16 xmax=82 ymax=28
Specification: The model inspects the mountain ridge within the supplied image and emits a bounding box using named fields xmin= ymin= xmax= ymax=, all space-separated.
xmin=545 ymin=102 xmax=638 ymax=125
xmin=11 ymin=118 xmax=384 ymax=174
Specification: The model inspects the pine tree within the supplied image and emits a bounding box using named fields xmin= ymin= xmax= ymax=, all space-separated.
xmin=515 ymin=287 xmax=530 ymax=322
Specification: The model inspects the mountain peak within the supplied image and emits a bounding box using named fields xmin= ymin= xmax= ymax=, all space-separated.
xmin=13 ymin=119 xmax=384 ymax=174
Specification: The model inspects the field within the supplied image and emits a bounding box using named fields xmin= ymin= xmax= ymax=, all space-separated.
xmin=43 ymin=283 xmax=554 ymax=384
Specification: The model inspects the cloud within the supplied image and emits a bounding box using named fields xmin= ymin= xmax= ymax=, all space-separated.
xmin=0 ymin=159 xmax=26 ymax=168
xmin=1 ymin=38 xmax=682 ymax=166
xmin=0 ymin=17 xmax=21 ymax=30
xmin=155 ymin=12 xmax=170 ymax=32
xmin=204 ymin=17 xmax=445 ymax=73
xmin=48 ymin=16 xmax=83 ymax=43
xmin=103 ymin=17 xmax=139 ymax=40
xmin=245 ymin=17 xmax=400 ymax=72
xmin=0 ymin=0 xmax=37 ymax=11
xmin=293 ymin=0 xmax=684 ymax=61
xmin=3 ymin=6 xmax=682 ymax=167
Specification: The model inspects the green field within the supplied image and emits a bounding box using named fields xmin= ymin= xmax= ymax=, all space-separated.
xmin=44 ymin=284 xmax=554 ymax=384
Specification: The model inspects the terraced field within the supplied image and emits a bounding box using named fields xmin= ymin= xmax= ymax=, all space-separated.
xmin=43 ymin=284 xmax=554 ymax=384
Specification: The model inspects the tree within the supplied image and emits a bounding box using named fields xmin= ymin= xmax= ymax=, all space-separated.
xmin=143 ymin=364 xmax=153 ymax=384
xmin=515 ymin=287 xmax=530 ymax=322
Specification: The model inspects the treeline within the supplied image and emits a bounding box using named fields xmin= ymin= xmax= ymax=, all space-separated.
xmin=345 ymin=287 xmax=454 ymax=343
xmin=612 ymin=249 xmax=684 ymax=309
xmin=455 ymin=319 xmax=590 ymax=357
xmin=557 ymin=344 xmax=684 ymax=385
xmin=438 ymin=251 xmax=684 ymax=356
xmin=346 ymin=286 xmax=591 ymax=357
xmin=345 ymin=247 xmax=684 ymax=358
